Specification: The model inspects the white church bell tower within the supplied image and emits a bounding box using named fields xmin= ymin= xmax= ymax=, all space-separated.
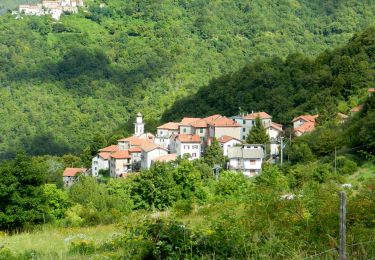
xmin=134 ymin=112 xmax=144 ymax=136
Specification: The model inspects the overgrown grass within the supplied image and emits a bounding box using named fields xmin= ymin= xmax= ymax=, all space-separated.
xmin=345 ymin=162 xmax=375 ymax=186
xmin=0 ymin=224 xmax=119 ymax=259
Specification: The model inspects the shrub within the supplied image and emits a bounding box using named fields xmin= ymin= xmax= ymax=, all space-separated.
xmin=69 ymin=239 xmax=96 ymax=255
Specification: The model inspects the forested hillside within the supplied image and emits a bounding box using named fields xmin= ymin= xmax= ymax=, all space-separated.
xmin=0 ymin=0 xmax=375 ymax=159
xmin=162 ymin=26 xmax=375 ymax=124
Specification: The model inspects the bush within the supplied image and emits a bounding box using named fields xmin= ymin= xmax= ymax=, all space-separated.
xmin=336 ymin=156 xmax=358 ymax=175
xmin=69 ymin=239 xmax=96 ymax=255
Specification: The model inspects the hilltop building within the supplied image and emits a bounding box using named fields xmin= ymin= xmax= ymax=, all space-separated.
xmin=16 ymin=0 xmax=83 ymax=20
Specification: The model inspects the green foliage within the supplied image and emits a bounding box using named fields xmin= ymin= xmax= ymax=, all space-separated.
xmin=287 ymin=142 xmax=316 ymax=164
xmin=1 ymin=2 xmax=375 ymax=158
xmin=0 ymin=153 xmax=49 ymax=231
xmin=163 ymin=27 xmax=375 ymax=125
xmin=246 ymin=117 xmax=270 ymax=145
xmin=255 ymin=163 xmax=288 ymax=191
xmin=203 ymin=138 xmax=225 ymax=167
xmin=41 ymin=184 xmax=69 ymax=221
xmin=214 ymin=171 xmax=252 ymax=197
xmin=131 ymin=163 xmax=179 ymax=210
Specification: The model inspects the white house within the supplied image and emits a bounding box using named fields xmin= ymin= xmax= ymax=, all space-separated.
xmin=217 ymin=135 xmax=242 ymax=156
xmin=154 ymin=122 xmax=180 ymax=149
xmin=265 ymin=122 xmax=283 ymax=156
xmin=63 ymin=167 xmax=87 ymax=187
xmin=91 ymin=152 xmax=110 ymax=177
xmin=140 ymin=143 xmax=168 ymax=169
xmin=171 ymin=134 xmax=201 ymax=160
xmin=227 ymin=144 xmax=264 ymax=177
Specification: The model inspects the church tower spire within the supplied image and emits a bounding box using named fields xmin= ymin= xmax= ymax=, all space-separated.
xmin=134 ymin=112 xmax=144 ymax=136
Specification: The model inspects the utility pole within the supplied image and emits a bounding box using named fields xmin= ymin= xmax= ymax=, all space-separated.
xmin=334 ymin=147 xmax=337 ymax=174
xmin=280 ymin=137 xmax=284 ymax=167
xmin=339 ymin=191 xmax=347 ymax=260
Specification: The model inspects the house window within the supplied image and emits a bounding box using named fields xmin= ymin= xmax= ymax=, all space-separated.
xmin=242 ymin=136 xmax=246 ymax=140
xmin=183 ymin=128 xmax=187 ymax=133
xmin=252 ymin=120 xmax=255 ymax=125
xmin=184 ymin=145 xmax=190 ymax=149
xmin=192 ymin=145 xmax=198 ymax=149
xmin=243 ymin=120 xmax=245 ymax=124
xmin=250 ymin=160 xmax=256 ymax=165
xmin=192 ymin=153 xmax=197 ymax=158
xmin=243 ymin=128 xmax=246 ymax=132
xmin=200 ymin=128 xmax=203 ymax=133
xmin=160 ymin=130 xmax=163 ymax=135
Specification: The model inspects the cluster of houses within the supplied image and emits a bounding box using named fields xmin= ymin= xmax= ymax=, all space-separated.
xmin=64 ymin=88 xmax=375 ymax=187
xmin=13 ymin=0 xmax=83 ymax=20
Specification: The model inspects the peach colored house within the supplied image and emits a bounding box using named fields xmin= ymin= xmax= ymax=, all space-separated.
xmin=292 ymin=114 xmax=318 ymax=136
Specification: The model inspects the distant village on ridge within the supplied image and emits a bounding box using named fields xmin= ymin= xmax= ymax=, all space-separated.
xmin=12 ymin=0 xmax=84 ymax=20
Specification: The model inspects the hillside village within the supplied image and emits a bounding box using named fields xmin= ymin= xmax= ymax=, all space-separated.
xmin=13 ymin=0 xmax=83 ymax=20
xmin=63 ymin=109 xmax=324 ymax=186
xmin=63 ymin=85 xmax=375 ymax=187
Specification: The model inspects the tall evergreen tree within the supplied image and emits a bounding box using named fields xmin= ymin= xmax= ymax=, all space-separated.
xmin=204 ymin=138 xmax=225 ymax=167
xmin=246 ymin=117 xmax=270 ymax=145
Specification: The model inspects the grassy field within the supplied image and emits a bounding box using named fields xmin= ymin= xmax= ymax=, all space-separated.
xmin=0 ymin=224 xmax=120 ymax=259
xmin=345 ymin=162 xmax=375 ymax=186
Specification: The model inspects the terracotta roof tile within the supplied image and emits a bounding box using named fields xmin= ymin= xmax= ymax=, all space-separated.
xmin=129 ymin=147 xmax=142 ymax=153
xmin=141 ymin=143 xmax=168 ymax=152
xmin=209 ymin=117 xmax=241 ymax=127
xmin=157 ymin=122 xmax=180 ymax=130
xmin=294 ymin=121 xmax=316 ymax=134
xmin=110 ymin=150 xmax=131 ymax=159
xmin=243 ymin=112 xmax=272 ymax=120
xmin=99 ymin=145 xmax=119 ymax=152
xmin=63 ymin=168 xmax=87 ymax=177
xmin=180 ymin=117 xmax=201 ymax=125
xmin=117 ymin=136 xmax=154 ymax=146
xmin=368 ymin=88 xmax=375 ymax=93
xmin=98 ymin=152 xmax=111 ymax=160
xmin=350 ymin=104 xmax=364 ymax=113
xmin=217 ymin=135 xmax=240 ymax=143
xmin=177 ymin=134 xmax=201 ymax=143
xmin=292 ymin=114 xmax=318 ymax=123
xmin=153 ymin=153 xmax=177 ymax=162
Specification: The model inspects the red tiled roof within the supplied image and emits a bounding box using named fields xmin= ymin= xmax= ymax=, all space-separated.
xmin=368 ymin=88 xmax=375 ymax=93
xmin=117 ymin=136 xmax=154 ymax=146
xmin=141 ymin=143 xmax=168 ymax=152
xmin=98 ymin=152 xmax=111 ymax=160
xmin=190 ymin=118 xmax=209 ymax=128
xmin=269 ymin=122 xmax=283 ymax=132
xmin=350 ymin=104 xmax=364 ymax=113
xmin=294 ymin=121 xmax=316 ymax=134
xmin=63 ymin=168 xmax=87 ymax=177
xmin=157 ymin=122 xmax=180 ymax=130
xmin=244 ymin=112 xmax=272 ymax=120
xmin=177 ymin=134 xmax=201 ymax=143
xmin=180 ymin=117 xmax=201 ymax=125
xmin=292 ymin=114 xmax=318 ymax=123
xmin=110 ymin=150 xmax=131 ymax=159
xmin=153 ymin=153 xmax=177 ymax=162
xmin=217 ymin=135 xmax=241 ymax=144
xmin=204 ymin=114 xmax=222 ymax=121
xmin=129 ymin=147 xmax=142 ymax=153
xmin=209 ymin=117 xmax=241 ymax=127
xmin=99 ymin=145 xmax=119 ymax=152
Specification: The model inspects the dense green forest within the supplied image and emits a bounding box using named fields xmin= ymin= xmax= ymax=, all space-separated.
xmin=162 ymin=26 xmax=375 ymax=124
xmin=0 ymin=0 xmax=375 ymax=159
